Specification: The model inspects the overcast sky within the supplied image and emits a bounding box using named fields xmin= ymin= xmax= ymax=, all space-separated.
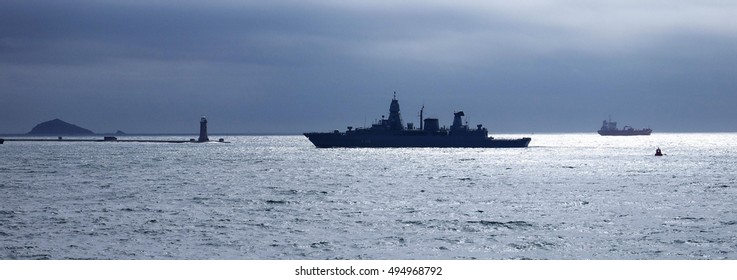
xmin=2 ymin=0 xmax=736 ymax=134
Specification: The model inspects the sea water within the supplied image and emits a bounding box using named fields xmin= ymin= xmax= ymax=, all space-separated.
xmin=1 ymin=133 xmax=736 ymax=259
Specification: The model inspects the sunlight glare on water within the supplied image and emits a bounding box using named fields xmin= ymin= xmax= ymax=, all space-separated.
xmin=1 ymin=133 xmax=736 ymax=259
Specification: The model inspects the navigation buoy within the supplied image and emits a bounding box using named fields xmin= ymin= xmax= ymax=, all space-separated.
xmin=655 ymin=147 xmax=663 ymax=156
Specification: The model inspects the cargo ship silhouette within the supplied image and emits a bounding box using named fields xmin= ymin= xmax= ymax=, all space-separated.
xmin=597 ymin=117 xmax=652 ymax=136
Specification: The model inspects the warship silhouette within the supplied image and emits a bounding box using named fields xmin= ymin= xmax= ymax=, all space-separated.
xmin=304 ymin=94 xmax=531 ymax=148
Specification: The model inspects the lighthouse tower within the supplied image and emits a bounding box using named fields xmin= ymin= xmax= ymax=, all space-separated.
xmin=198 ymin=116 xmax=209 ymax=142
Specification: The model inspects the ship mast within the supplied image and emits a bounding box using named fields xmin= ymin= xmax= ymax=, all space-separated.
xmin=387 ymin=91 xmax=403 ymax=130
xmin=419 ymin=105 xmax=424 ymax=131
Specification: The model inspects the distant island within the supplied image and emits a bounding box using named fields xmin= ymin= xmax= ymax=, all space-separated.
xmin=27 ymin=119 xmax=94 ymax=135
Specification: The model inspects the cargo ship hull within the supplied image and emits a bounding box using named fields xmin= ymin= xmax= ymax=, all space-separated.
xmin=597 ymin=129 xmax=652 ymax=136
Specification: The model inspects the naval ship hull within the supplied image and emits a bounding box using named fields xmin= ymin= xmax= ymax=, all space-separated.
xmin=304 ymin=132 xmax=531 ymax=148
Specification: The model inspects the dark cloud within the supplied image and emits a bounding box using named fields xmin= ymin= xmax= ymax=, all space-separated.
xmin=1 ymin=0 xmax=736 ymax=134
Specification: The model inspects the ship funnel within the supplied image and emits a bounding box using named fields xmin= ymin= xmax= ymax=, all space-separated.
xmin=423 ymin=118 xmax=439 ymax=132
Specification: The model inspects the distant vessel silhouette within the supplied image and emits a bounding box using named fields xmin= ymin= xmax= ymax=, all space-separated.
xmin=304 ymin=94 xmax=531 ymax=148
xmin=597 ymin=117 xmax=652 ymax=136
